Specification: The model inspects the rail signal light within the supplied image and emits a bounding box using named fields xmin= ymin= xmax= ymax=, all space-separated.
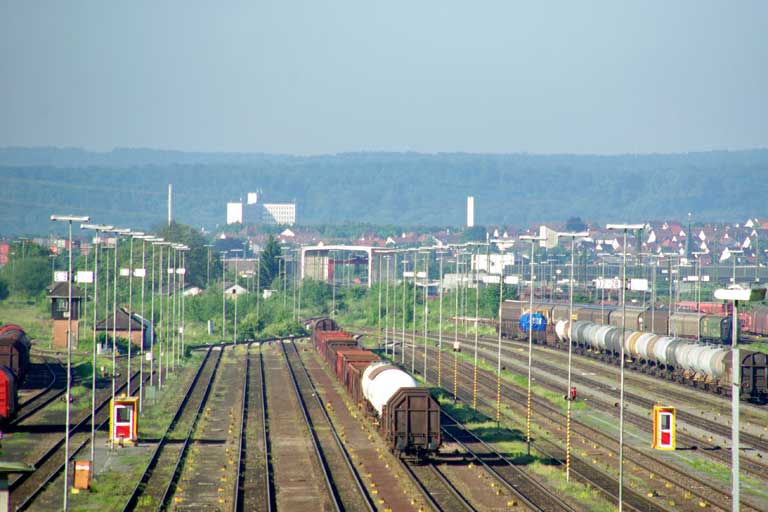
xmin=652 ymin=405 xmax=675 ymax=450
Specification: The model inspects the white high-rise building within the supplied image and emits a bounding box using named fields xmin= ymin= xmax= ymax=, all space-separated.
xmin=262 ymin=203 xmax=296 ymax=225
xmin=467 ymin=196 xmax=475 ymax=227
xmin=247 ymin=192 xmax=259 ymax=205
xmin=226 ymin=202 xmax=243 ymax=224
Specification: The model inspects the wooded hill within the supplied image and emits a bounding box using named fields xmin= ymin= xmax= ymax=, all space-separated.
xmin=1 ymin=148 xmax=766 ymax=235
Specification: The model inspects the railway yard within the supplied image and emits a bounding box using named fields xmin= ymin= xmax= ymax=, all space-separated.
xmin=0 ymin=316 xmax=765 ymax=512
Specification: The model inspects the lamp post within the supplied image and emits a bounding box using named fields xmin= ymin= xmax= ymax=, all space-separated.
xmin=692 ymin=251 xmax=707 ymax=342
xmin=154 ymin=241 xmax=170 ymax=389
xmin=126 ymin=232 xmax=144 ymax=395
xmin=421 ymin=249 xmax=431 ymax=381
xmin=178 ymin=245 xmax=189 ymax=360
xmin=377 ymin=255 xmax=383 ymax=352
xmin=606 ymin=223 xmax=645 ymax=512
xmin=50 ymin=214 xmax=90 ymax=512
xmin=205 ymin=244 xmax=213 ymax=289
xmin=519 ymin=234 xmax=546 ymax=452
xmin=730 ymin=249 xmax=744 ymax=286
xmin=231 ymin=248 xmax=243 ymax=344
xmin=452 ymin=249 xmax=461 ymax=400
xmin=437 ymin=250 xmax=446 ymax=387
xmin=134 ymin=234 xmax=154 ymax=412
xmin=80 ymin=223 xmax=113 ymax=461
xmin=714 ymin=286 xmax=766 ymax=512
xmin=556 ymin=231 xmax=588 ymax=481
xmin=401 ymin=256 xmax=408 ymax=365
xmin=105 ymin=227 xmax=130 ymax=447
xmin=221 ymin=251 xmax=227 ymax=340
xmin=412 ymin=251 xmax=418 ymax=374
xmin=148 ymin=238 xmax=164 ymax=391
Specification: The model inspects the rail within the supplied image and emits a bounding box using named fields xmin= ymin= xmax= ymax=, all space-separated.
xmin=279 ymin=340 xmax=343 ymax=511
xmin=120 ymin=346 xmax=219 ymax=512
xmin=285 ymin=340 xmax=376 ymax=512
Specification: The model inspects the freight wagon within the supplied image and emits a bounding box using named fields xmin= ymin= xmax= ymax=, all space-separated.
xmin=500 ymin=300 xmax=733 ymax=343
xmin=309 ymin=317 xmax=441 ymax=458
xmin=559 ymin=320 xmax=767 ymax=403
xmin=0 ymin=324 xmax=32 ymax=421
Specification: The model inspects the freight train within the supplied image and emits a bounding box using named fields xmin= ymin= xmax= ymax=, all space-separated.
xmin=0 ymin=324 xmax=32 ymax=421
xmin=307 ymin=317 xmax=441 ymax=459
xmin=498 ymin=302 xmax=768 ymax=403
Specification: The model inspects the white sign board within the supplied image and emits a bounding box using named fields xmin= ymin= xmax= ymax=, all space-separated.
xmin=120 ymin=268 xmax=131 ymax=277
xmin=76 ymin=271 xmax=94 ymax=283
xmin=133 ymin=268 xmax=146 ymax=278
xmin=54 ymin=271 xmax=69 ymax=282
xmin=629 ymin=278 xmax=648 ymax=291
xmin=504 ymin=275 xmax=519 ymax=285
xmin=176 ymin=268 xmax=186 ymax=275
xmin=403 ymin=271 xmax=415 ymax=278
xmin=416 ymin=271 xmax=427 ymax=278
xmin=482 ymin=275 xmax=501 ymax=284
xmin=167 ymin=268 xmax=175 ymax=274
xmin=596 ymin=277 xmax=621 ymax=290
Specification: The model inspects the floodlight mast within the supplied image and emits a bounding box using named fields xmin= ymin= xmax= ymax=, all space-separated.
xmin=714 ymin=285 xmax=766 ymax=512
xmin=556 ymin=230 xmax=588 ymax=482
xmin=51 ymin=214 xmax=90 ymax=511
xmin=606 ymin=223 xmax=645 ymax=512
xmin=519 ymin=234 xmax=547 ymax=455
xmin=79 ymin=223 xmax=113 ymax=467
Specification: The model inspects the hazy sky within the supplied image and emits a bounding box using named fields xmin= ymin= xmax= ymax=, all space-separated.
xmin=1 ymin=1 xmax=766 ymax=155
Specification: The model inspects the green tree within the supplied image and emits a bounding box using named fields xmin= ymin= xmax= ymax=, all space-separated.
xmin=2 ymin=257 xmax=51 ymax=296
xmin=461 ymin=226 xmax=487 ymax=243
xmin=259 ymin=236 xmax=282 ymax=290
xmin=156 ymin=222 xmax=221 ymax=288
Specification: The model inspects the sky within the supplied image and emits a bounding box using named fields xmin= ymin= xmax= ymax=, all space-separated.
xmin=1 ymin=1 xmax=766 ymax=155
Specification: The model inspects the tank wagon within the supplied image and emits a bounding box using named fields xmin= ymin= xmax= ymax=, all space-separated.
xmin=500 ymin=300 xmax=734 ymax=343
xmin=558 ymin=320 xmax=767 ymax=403
xmin=0 ymin=324 xmax=32 ymax=421
xmin=497 ymin=303 xmax=767 ymax=403
xmin=309 ymin=317 xmax=441 ymax=458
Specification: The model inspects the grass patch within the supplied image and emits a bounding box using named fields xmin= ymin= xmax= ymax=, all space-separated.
xmin=0 ymin=297 xmax=52 ymax=343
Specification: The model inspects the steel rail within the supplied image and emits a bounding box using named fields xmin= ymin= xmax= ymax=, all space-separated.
xmin=286 ymin=340 xmax=376 ymax=512
xmin=120 ymin=347 xmax=215 ymax=512
xmin=14 ymin=369 xmax=147 ymax=511
xmin=279 ymin=340 xmax=343 ymax=512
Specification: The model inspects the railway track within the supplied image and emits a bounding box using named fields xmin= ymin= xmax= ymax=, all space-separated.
xmin=168 ymin=345 xmax=245 ymax=509
xmin=236 ymin=343 xmax=274 ymax=511
xmin=261 ymin=343 xmax=334 ymax=510
xmin=408 ymin=337 xmax=766 ymax=512
xmin=281 ymin=340 xmax=375 ymax=512
xmin=121 ymin=346 xmax=223 ymax=511
xmin=439 ymin=410 xmax=576 ymax=512
xmin=12 ymin=367 xmax=146 ymax=511
xmin=377 ymin=326 xmax=768 ymax=458
xmin=12 ymin=358 xmax=65 ymax=427
xmin=400 ymin=459 xmax=476 ymax=512
xmin=470 ymin=336 xmax=768 ymax=480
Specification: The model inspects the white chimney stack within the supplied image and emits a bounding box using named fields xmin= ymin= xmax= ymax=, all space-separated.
xmin=467 ymin=196 xmax=475 ymax=227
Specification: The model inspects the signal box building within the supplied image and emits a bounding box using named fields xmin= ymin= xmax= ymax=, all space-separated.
xmin=95 ymin=307 xmax=152 ymax=348
xmin=47 ymin=282 xmax=85 ymax=349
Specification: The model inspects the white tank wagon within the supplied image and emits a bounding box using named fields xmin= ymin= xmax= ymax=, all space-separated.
xmin=362 ymin=363 xmax=418 ymax=416
xmin=361 ymin=362 xmax=441 ymax=457
xmin=553 ymin=320 xmax=768 ymax=402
